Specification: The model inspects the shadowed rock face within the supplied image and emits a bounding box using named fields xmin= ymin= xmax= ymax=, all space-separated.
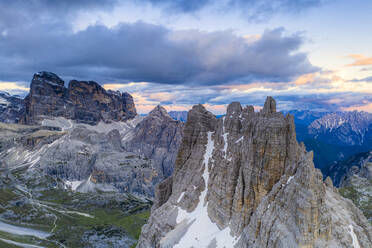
xmin=124 ymin=105 xmax=184 ymax=179
xmin=137 ymin=97 xmax=372 ymax=248
xmin=0 ymin=92 xmax=25 ymax=123
xmin=22 ymin=72 xmax=136 ymax=125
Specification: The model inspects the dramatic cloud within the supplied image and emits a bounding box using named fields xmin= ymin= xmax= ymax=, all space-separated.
xmin=1 ymin=0 xmax=369 ymax=114
xmin=0 ymin=0 xmax=117 ymax=30
xmin=0 ymin=19 xmax=316 ymax=85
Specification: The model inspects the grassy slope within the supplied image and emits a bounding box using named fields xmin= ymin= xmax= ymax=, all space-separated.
xmin=0 ymin=173 xmax=151 ymax=248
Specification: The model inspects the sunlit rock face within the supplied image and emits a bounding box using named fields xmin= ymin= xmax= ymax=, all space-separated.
xmin=137 ymin=97 xmax=372 ymax=248
xmin=22 ymin=71 xmax=136 ymax=125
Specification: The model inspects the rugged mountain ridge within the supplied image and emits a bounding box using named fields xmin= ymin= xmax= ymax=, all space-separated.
xmin=0 ymin=92 xmax=25 ymax=123
xmin=124 ymin=106 xmax=184 ymax=179
xmin=327 ymin=150 xmax=372 ymax=187
xmin=0 ymin=122 xmax=153 ymax=247
xmin=284 ymin=110 xmax=372 ymax=173
xmin=308 ymin=111 xmax=372 ymax=147
xmin=0 ymin=103 xmax=185 ymax=198
xmin=0 ymin=119 xmax=158 ymax=197
xmin=327 ymin=150 xmax=372 ymax=221
xmin=22 ymin=71 xmax=136 ymax=125
xmin=138 ymin=97 xmax=371 ymax=247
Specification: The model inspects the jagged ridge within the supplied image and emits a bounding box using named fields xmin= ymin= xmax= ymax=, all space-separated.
xmin=22 ymin=71 xmax=136 ymax=125
xmin=137 ymin=97 xmax=372 ymax=248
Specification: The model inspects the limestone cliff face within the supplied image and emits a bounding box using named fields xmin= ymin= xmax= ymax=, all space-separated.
xmin=0 ymin=121 xmax=158 ymax=198
xmin=137 ymin=97 xmax=372 ymax=248
xmin=124 ymin=105 xmax=184 ymax=179
xmin=22 ymin=72 xmax=136 ymax=125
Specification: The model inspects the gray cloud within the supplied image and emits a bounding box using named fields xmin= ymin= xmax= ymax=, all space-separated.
xmin=0 ymin=0 xmax=117 ymax=30
xmin=146 ymin=0 xmax=323 ymax=21
xmin=0 ymin=19 xmax=317 ymax=85
xmin=351 ymin=76 xmax=372 ymax=82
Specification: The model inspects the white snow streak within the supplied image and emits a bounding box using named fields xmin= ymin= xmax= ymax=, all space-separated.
xmin=0 ymin=97 xmax=10 ymax=106
xmin=173 ymin=131 xmax=237 ymax=248
xmin=347 ymin=225 xmax=361 ymax=248
xmin=235 ymin=136 xmax=244 ymax=143
xmin=177 ymin=192 xmax=185 ymax=203
xmin=222 ymin=117 xmax=229 ymax=159
xmin=286 ymin=176 xmax=294 ymax=185
xmin=64 ymin=180 xmax=84 ymax=191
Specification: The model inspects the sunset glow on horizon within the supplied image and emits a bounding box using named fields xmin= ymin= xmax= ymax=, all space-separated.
xmin=1 ymin=0 xmax=371 ymax=114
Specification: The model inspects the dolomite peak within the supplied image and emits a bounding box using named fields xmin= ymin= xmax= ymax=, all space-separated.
xmin=137 ymin=97 xmax=372 ymax=248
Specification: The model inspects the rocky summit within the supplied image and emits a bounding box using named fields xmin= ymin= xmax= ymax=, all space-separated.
xmin=124 ymin=105 xmax=184 ymax=179
xmin=22 ymin=71 xmax=136 ymax=125
xmin=137 ymin=97 xmax=372 ymax=248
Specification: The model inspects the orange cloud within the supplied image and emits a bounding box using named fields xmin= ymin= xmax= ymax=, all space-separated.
xmin=0 ymin=82 xmax=29 ymax=91
xmin=135 ymin=103 xmax=227 ymax=115
xmin=294 ymin=73 xmax=315 ymax=85
xmin=148 ymin=92 xmax=174 ymax=102
xmin=103 ymin=82 xmax=148 ymax=91
xmin=136 ymin=104 xmax=158 ymax=113
xmin=346 ymin=54 xmax=372 ymax=66
xmin=342 ymin=102 xmax=372 ymax=113
xmin=163 ymin=105 xmax=191 ymax=112
xmin=204 ymin=104 xmax=227 ymax=114
xmin=328 ymin=98 xmax=343 ymax=104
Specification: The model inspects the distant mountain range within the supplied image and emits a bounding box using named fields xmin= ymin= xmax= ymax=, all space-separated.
xmin=291 ymin=110 xmax=372 ymax=173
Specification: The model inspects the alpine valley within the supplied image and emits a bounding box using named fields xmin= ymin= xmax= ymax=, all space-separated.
xmin=0 ymin=72 xmax=371 ymax=247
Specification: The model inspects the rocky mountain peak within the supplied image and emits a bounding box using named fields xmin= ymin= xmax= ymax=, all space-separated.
xmin=33 ymin=71 xmax=65 ymax=87
xmin=148 ymin=105 xmax=170 ymax=119
xmin=138 ymin=97 xmax=371 ymax=248
xmin=123 ymin=105 xmax=184 ymax=179
xmin=22 ymin=72 xmax=137 ymax=125
xmin=261 ymin=95 xmax=276 ymax=114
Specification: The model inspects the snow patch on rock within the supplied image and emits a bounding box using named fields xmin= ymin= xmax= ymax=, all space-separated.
xmin=170 ymin=131 xmax=237 ymax=248
xmin=347 ymin=225 xmax=361 ymax=248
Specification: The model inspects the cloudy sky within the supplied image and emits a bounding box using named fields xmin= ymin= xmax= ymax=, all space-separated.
xmin=0 ymin=0 xmax=371 ymax=114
